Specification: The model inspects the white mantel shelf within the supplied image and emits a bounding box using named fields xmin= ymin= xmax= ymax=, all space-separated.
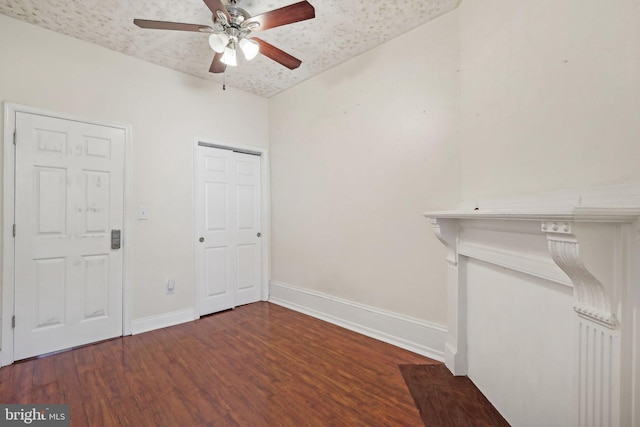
xmin=427 ymin=207 xmax=640 ymax=222
xmin=426 ymin=185 xmax=640 ymax=427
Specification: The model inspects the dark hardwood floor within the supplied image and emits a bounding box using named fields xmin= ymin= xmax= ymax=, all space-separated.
xmin=0 ymin=302 xmax=506 ymax=426
xmin=400 ymin=364 xmax=510 ymax=427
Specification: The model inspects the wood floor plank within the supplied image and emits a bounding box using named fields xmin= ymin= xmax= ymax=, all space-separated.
xmin=400 ymin=363 xmax=511 ymax=426
xmin=0 ymin=358 xmax=33 ymax=402
xmin=1 ymin=302 xmax=492 ymax=426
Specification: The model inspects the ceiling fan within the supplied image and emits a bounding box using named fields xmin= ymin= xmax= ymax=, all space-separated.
xmin=134 ymin=0 xmax=315 ymax=74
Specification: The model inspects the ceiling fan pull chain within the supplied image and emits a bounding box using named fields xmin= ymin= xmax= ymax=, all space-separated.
xmin=223 ymin=70 xmax=226 ymax=91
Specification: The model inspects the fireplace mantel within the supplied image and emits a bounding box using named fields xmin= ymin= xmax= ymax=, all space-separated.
xmin=426 ymin=185 xmax=640 ymax=427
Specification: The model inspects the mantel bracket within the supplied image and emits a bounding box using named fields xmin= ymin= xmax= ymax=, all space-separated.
xmin=541 ymin=221 xmax=618 ymax=329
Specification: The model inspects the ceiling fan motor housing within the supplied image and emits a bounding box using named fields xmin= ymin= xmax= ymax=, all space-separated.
xmin=229 ymin=7 xmax=250 ymax=23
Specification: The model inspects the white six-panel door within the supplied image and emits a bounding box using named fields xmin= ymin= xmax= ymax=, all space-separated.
xmin=196 ymin=144 xmax=262 ymax=316
xmin=13 ymin=112 xmax=125 ymax=360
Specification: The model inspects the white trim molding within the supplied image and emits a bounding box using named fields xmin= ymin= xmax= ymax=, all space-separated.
xmin=130 ymin=308 xmax=197 ymax=335
xmin=427 ymin=182 xmax=640 ymax=427
xmin=268 ymin=281 xmax=446 ymax=362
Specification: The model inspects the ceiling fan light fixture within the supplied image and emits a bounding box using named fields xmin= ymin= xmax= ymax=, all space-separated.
xmin=239 ymin=38 xmax=260 ymax=60
xmin=221 ymin=42 xmax=238 ymax=66
xmin=208 ymin=33 xmax=229 ymax=53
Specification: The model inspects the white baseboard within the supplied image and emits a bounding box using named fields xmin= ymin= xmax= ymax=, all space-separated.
xmin=131 ymin=308 xmax=197 ymax=335
xmin=268 ymin=281 xmax=446 ymax=362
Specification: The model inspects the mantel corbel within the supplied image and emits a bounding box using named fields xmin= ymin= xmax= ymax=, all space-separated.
xmin=429 ymin=218 xmax=458 ymax=266
xmin=540 ymin=220 xmax=617 ymax=329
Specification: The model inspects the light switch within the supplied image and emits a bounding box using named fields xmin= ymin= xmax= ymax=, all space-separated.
xmin=138 ymin=206 xmax=150 ymax=220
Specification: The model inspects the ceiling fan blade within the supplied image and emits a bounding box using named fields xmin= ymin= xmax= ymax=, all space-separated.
xmin=134 ymin=19 xmax=212 ymax=32
xmin=245 ymin=1 xmax=315 ymax=32
xmin=203 ymin=0 xmax=231 ymax=20
xmin=253 ymin=38 xmax=302 ymax=70
xmin=209 ymin=52 xmax=227 ymax=73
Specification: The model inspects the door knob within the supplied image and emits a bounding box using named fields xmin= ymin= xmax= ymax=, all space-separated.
xmin=257 ymin=232 xmax=261 ymax=238
xmin=199 ymin=237 xmax=204 ymax=243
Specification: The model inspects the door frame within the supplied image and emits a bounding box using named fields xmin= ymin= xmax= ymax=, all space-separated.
xmin=1 ymin=102 xmax=133 ymax=366
xmin=193 ymin=137 xmax=271 ymax=316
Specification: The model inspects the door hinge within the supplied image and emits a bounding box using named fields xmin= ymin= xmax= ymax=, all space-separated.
xmin=13 ymin=130 xmax=16 ymax=145
xmin=12 ymin=224 xmax=16 ymax=237
xmin=12 ymin=315 xmax=15 ymax=329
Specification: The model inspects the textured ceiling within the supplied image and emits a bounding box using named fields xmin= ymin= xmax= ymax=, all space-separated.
xmin=0 ymin=0 xmax=461 ymax=98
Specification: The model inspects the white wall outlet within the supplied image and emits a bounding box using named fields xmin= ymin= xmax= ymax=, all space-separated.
xmin=166 ymin=278 xmax=175 ymax=295
xmin=138 ymin=206 xmax=150 ymax=220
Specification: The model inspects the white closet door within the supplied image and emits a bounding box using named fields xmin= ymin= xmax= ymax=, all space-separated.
xmin=196 ymin=145 xmax=261 ymax=316
xmin=13 ymin=112 xmax=125 ymax=360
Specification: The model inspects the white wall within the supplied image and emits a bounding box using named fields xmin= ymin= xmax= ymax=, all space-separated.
xmin=269 ymin=12 xmax=461 ymax=323
xmin=458 ymin=0 xmax=640 ymax=201
xmin=0 ymin=15 xmax=268 ymax=324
